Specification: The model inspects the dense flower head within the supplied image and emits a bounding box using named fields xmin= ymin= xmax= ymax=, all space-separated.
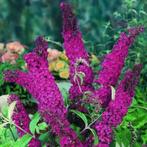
xmin=34 ymin=36 xmax=48 ymax=59
xmin=8 ymin=94 xmax=41 ymax=147
xmin=60 ymin=2 xmax=94 ymax=101
xmin=69 ymin=84 xmax=94 ymax=99
xmin=119 ymin=64 xmax=142 ymax=97
xmin=60 ymin=2 xmax=89 ymax=63
xmin=95 ymin=64 xmax=142 ymax=145
xmin=4 ymin=37 xmax=83 ymax=146
xmin=97 ymin=143 xmax=109 ymax=147
xmin=29 ymin=139 xmax=41 ymax=147
xmin=128 ymin=26 xmax=144 ymax=42
xmin=93 ymin=27 xmax=143 ymax=107
xmin=92 ymin=86 xmax=111 ymax=107
xmin=95 ymin=122 xmax=112 ymax=144
xmin=60 ymin=2 xmax=77 ymax=36
xmin=24 ymin=52 xmax=48 ymax=73
xmin=96 ymin=28 xmax=143 ymax=86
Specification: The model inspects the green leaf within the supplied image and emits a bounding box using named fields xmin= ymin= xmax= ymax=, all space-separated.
xmin=29 ymin=112 xmax=41 ymax=134
xmin=8 ymin=101 xmax=17 ymax=122
xmin=0 ymin=141 xmax=15 ymax=147
xmin=115 ymin=126 xmax=131 ymax=147
xmin=0 ymin=122 xmax=9 ymax=128
xmin=70 ymin=124 xmax=84 ymax=140
xmin=88 ymin=128 xmax=99 ymax=145
xmin=57 ymin=81 xmax=71 ymax=107
xmin=38 ymin=122 xmax=48 ymax=131
xmin=115 ymin=142 xmax=125 ymax=147
xmin=1 ymin=106 xmax=8 ymax=118
xmin=0 ymin=95 xmax=9 ymax=113
xmin=14 ymin=134 xmax=32 ymax=147
xmin=141 ymin=133 xmax=147 ymax=144
xmin=39 ymin=132 xmax=49 ymax=142
xmin=71 ymin=110 xmax=88 ymax=127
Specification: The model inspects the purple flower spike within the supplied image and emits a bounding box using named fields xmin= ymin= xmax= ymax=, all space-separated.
xmin=60 ymin=2 xmax=94 ymax=99
xmin=95 ymin=64 xmax=142 ymax=146
xmin=96 ymin=31 xmax=139 ymax=86
xmin=8 ymin=94 xmax=41 ymax=147
xmin=34 ymin=36 xmax=48 ymax=59
xmin=94 ymin=27 xmax=143 ymax=107
xmin=4 ymin=37 xmax=83 ymax=147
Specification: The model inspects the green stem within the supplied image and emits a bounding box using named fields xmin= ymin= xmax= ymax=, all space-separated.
xmin=9 ymin=126 xmax=16 ymax=141
xmin=0 ymin=113 xmax=35 ymax=138
xmin=132 ymin=105 xmax=147 ymax=111
xmin=80 ymin=112 xmax=102 ymax=134
xmin=45 ymin=37 xmax=63 ymax=48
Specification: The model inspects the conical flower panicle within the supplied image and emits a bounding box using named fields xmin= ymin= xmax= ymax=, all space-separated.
xmin=4 ymin=37 xmax=83 ymax=146
xmin=95 ymin=64 xmax=142 ymax=146
xmin=34 ymin=36 xmax=48 ymax=59
xmin=93 ymin=27 xmax=143 ymax=107
xmin=8 ymin=94 xmax=41 ymax=147
xmin=60 ymin=2 xmax=94 ymax=100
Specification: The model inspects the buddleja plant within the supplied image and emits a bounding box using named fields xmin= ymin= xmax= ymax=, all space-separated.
xmin=2 ymin=2 xmax=144 ymax=147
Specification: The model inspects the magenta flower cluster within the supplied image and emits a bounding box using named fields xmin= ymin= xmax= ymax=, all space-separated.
xmin=95 ymin=64 xmax=142 ymax=146
xmin=8 ymin=94 xmax=41 ymax=147
xmin=5 ymin=37 xmax=82 ymax=146
xmin=93 ymin=27 xmax=144 ymax=107
xmin=4 ymin=2 xmax=143 ymax=147
xmin=60 ymin=3 xmax=94 ymax=100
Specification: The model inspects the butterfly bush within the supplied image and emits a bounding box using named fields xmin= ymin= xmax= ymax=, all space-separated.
xmin=60 ymin=2 xmax=94 ymax=100
xmin=93 ymin=26 xmax=144 ymax=107
xmin=4 ymin=37 xmax=83 ymax=146
xmin=8 ymin=94 xmax=41 ymax=147
xmin=3 ymin=2 xmax=144 ymax=147
xmin=95 ymin=64 xmax=142 ymax=146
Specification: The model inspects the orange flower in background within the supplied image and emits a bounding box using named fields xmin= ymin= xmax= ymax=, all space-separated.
xmin=1 ymin=51 xmax=19 ymax=64
xmin=6 ymin=41 xmax=25 ymax=54
xmin=49 ymin=61 xmax=56 ymax=71
xmin=55 ymin=60 xmax=65 ymax=71
xmin=0 ymin=41 xmax=25 ymax=64
xmin=47 ymin=48 xmax=61 ymax=62
xmin=60 ymin=52 xmax=68 ymax=61
xmin=59 ymin=70 xmax=69 ymax=79
xmin=47 ymin=49 xmax=69 ymax=79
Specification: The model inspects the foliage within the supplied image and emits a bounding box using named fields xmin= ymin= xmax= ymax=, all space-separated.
xmin=113 ymin=87 xmax=147 ymax=146
xmin=0 ymin=0 xmax=146 ymax=146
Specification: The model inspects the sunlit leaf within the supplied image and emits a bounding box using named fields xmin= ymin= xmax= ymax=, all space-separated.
xmin=8 ymin=101 xmax=17 ymax=122
xmin=29 ymin=112 xmax=41 ymax=134
xmin=0 ymin=95 xmax=9 ymax=113
xmin=38 ymin=122 xmax=48 ymax=131
xmin=71 ymin=110 xmax=88 ymax=127
xmin=0 ymin=122 xmax=9 ymax=128
xmin=88 ymin=128 xmax=99 ymax=145
xmin=14 ymin=134 xmax=32 ymax=147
